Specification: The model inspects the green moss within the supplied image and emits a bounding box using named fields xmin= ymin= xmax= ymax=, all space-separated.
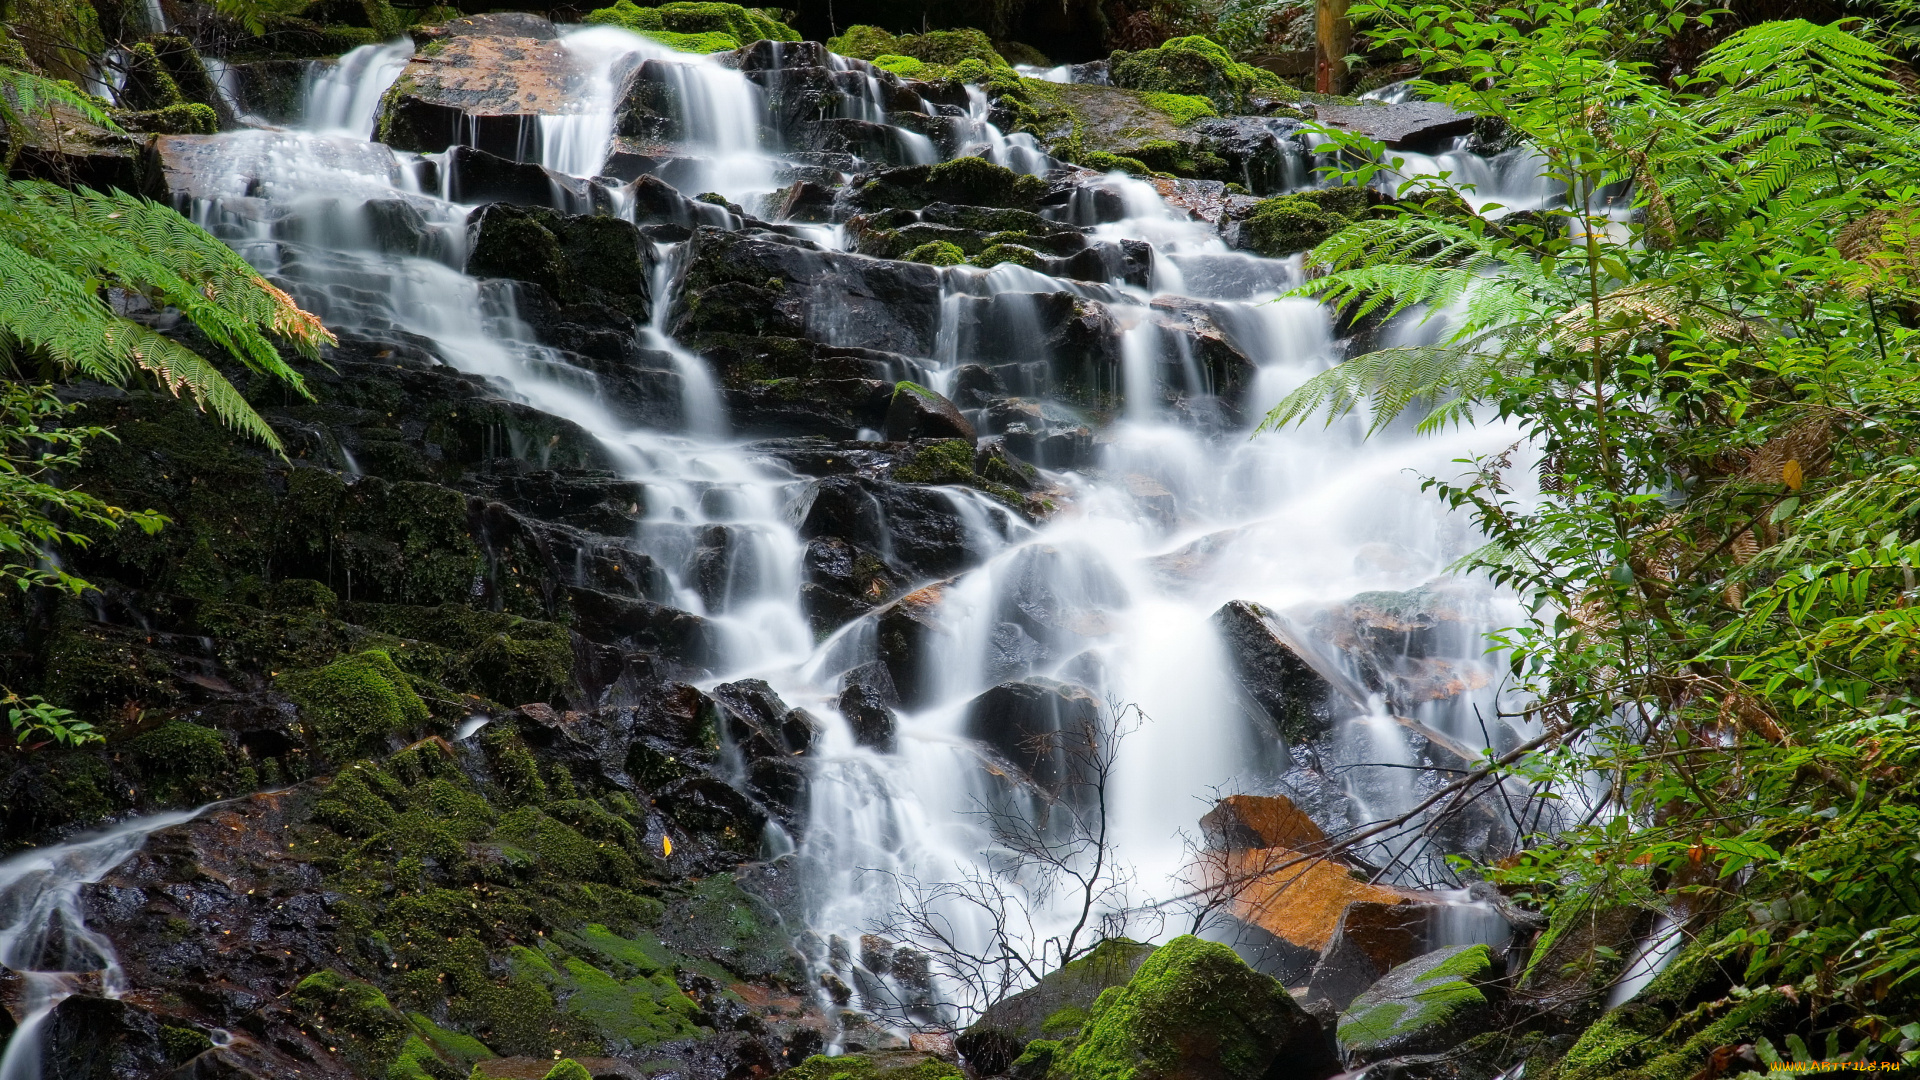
xmin=1244 ymin=193 xmax=1354 ymax=257
xmin=1138 ymin=91 xmax=1216 ymax=125
xmin=279 ymin=649 xmax=429 ymax=761
xmin=871 ymin=54 xmax=926 ymax=77
xmin=894 ymin=439 xmax=978 ymax=485
xmin=160 ymin=1024 xmax=212 ymax=1063
xmin=860 ymin=155 xmax=1047 ymax=211
xmin=971 ymin=242 xmax=1044 ymax=270
xmin=545 ymin=1062 xmax=594 ymax=1080
xmin=122 ymin=721 xmax=233 ymax=801
xmin=583 ymin=0 xmax=798 ymax=42
xmin=829 ymin=24 xmax=1005 ymax=67
xmin=1013 ymin=1038 xmax=1061 ymax=1076
xmin=904 ymin=240 xmax=968 ymax=266
xmin=294 ymin=970 xmax=411 ymax=1061
xmin=481 ymin=724 xmax=548 ymax=806
xmin=407 ymin=1013 xmax=494 ymax=1067
xmin=1108 ymin=35 xmax=1281 ymax=114
xmin=1040 ymin=1005 xmax=1087 ymax=1037
xmin=1336 ymin=945 xmax=1492 ymax=1057
xmin=783 ymin=1053 xmax=965 ymax=1080
xmin=1076 ymin=150 xmax=1155 ymax=176
xmin=115 ymin=102 xmax=218 ymax=133
xmin=1053 ymin=935 xmax=1316 ymax=1080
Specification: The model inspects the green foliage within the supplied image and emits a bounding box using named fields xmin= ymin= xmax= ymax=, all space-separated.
xmin=544 ymin=1061 xmax=593 ymax=1080
xmin=1267 ymin=0 xmax=1920 ymax=1063
xmin=1 ymin=688 xmax=100 ymax=746
xmin=0 ymin=383 xmax=164 ymax=593
xmin=0 ymin=113 xmax=331 ymax=451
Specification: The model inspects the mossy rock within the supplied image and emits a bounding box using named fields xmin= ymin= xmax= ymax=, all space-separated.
xmin=970 ymin=242 xmax=1044 ymax=270
xmin=278 ymin=649 xmax=430 ymax=762
xmin=872 ymin=54 xmax=925 ymax=77
xmin=582 ymin=0 xmax=798 ymax=43
xmin=1052 ymin=935 xmax=1335 ymax=1080
xmin=828 ymin=24 xmax=1006 ymax=68
xmin=1108 ymin=36 xmax=1280 ymax=115
xmin=1337 ymin=944 xmax=1496 ymax=1063
xmin=903 ymin=240 xmax=967 ymax=266
xmin=959 ymin=938 xmax=1157 ymax=1074
xmin=544 ymin=1061 xmax=593 ymax=1080
xmin=783 ymin=1051 xmax=963 ymax=1080
xmin=1243 ymin=189 xmax=1371 ymax=257
xmin=1138 ymin=91 xmax=1216 ymax=125
xmin=122 ymin=720 xmax=235 ymax=802
xmin=859 ymin=156 xmax=1049 ymax=212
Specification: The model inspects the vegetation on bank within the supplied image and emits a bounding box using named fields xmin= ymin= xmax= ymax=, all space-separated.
xmin=1270 ymin=0 xmax=1920 ymax=1067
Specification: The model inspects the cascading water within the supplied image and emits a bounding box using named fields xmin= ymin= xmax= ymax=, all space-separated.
xmin=0 ymin=808 xmax=209 ymax=1080
xmin=161 ymin=24 xmax=1558 ymax=1046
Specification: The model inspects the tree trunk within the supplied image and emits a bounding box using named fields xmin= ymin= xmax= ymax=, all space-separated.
xmin=1316 ymin=0 xmax=1352 ymax=95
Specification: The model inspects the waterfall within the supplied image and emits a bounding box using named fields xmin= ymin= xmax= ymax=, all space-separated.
xmin=161 ymin=29 xmax=1540 ymax=1043
xmin=0 ymin=808 xmax=209 ymax=1080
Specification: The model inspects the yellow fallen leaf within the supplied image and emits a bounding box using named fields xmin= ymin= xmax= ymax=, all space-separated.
xmin=1783 ymin=459 xmax=1803 ymax=490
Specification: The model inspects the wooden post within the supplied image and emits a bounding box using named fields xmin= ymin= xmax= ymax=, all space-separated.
xmin=1316 ymin=0 xmax=1351 ymax=95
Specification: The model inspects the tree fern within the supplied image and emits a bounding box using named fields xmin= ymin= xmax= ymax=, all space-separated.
xmin=0 ymin=176 xmax=332 ymax=449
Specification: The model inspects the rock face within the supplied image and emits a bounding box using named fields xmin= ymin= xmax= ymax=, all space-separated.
xmin=963 ymin=678 xmax=1102 ymax=788
xmin=1209 ymin=847 xmax=1416 ymax=955
xmin=1050 ymin=935 xmax=1339 ymax=1080
xmin=1337 ymin=945 xmax=1498 ymax=1064
xmin=1314 ymin=101 xmax=1475 ymax=150
xmin=1200 ymin=793 xmax=1328 ymax=852
xmin=1305 ymin=901 xmax=1436 ymax=1011
xmin=379 ymin=15 xmax=599 ymax=155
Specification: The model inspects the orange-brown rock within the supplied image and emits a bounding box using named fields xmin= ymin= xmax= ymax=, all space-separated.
xmin=1212 ymin=846 xmax=1416 ymax=951
xmin=380 ymin=14 xmax=599 ymax=156
xmin=1201 ymin=793 xmax=1329 ymax=853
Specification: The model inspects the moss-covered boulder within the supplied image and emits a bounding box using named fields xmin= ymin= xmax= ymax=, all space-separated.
xmin=827 ymin=24 xmax=1006 ymax=68
xmin=1052 ymin=935 xmax=1337 ymax=1080
xmin=1108 ymin=36 xmax=1281 ymax=115
xmin=1241 ymin=187 xmax=1372 ymax=257
xmin=277 ymin=649 xmax=430 ymax=761
xmin=1336 ymin=944 xmax=1497 ymax=1064
xmin=957 ymin=938 xmax=1158 ymax=1074
xmin=583 ymin=0 xmax=799 ymax=50
xmin=885 ymin=382 xmax=976 ymax=442
xmin=857 ymin=156 xmax=1049 ymax=212
xmin=466 ymin=203 xmax=652 ymax=322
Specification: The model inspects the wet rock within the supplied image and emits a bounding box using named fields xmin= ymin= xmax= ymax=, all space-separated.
xmin=832 ymin=662 xmax=897 ymax=751
xmin=854 ymin=156 xmax=1050 ymax=212
xmin=1201 ymin=793 xmax=1329 ymax=852
xmin=957 ymin=937 xmax=1158 ymax=1073
xmin=674 ymin=227 xmax=943 ymax=356
xmin=379 ymin=16 xmax=606 ymax=156
xmin=1192 ymin=115 xmax=1306 ymax=194
xmin=801 ymin=536 xmax=905 ymax=636
xmin=1207 ymin=845 xmax=1419 ymax=957
xmin=1306 ymin=901 xmax=1436 ymax=1011
xmin=1108 ymin=36 xmax=1276 ymax=114
xmin=711 ymin=679 xmax=817 ymax=823
xmin=1338 ymin=945 xmax=1498 ymax=1064
xmin=963 ymin=677 xmax=1100 ymax=788
xmin=875 ymin=582 xmax=949 ymax=709
xmin=38 ymin=995 xmax=173 ymax=1078
xmin=1050 ymin=935 xmax=1339 ymax=1080
xmin=885 ymin=382 xmax=975 ymax=442
xmin=1512 ymin=898 xmax=1653 ymax=1033
xmin=566 ymin=588 xmax=719 ymax=674
xmin=1213 ymin=600 xmax=1342 ymax=745
xmin=1314 ymin=102 xmax=1475 ymax=151
xmin=467 ymin=203 xmax=653 ymax=322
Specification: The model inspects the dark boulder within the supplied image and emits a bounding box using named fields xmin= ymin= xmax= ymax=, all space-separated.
xmin=837 ymin=661 xmax=900 ymax=751
xmin=1213 ymin=600 xmax=1341 ymax=745
xmin=1306 ymin=901 xmax=1436 ymax=1011
xmin=876 ymin=583 xmax=950 ymax=709
xmin=711 ymin=679 xmax=818 ymax=824
xmin=1314 ymin=101 xmax=1475 ymax=151
xmin=378 ymin=17 xmax=598 ymax=156
xmin=885 ymin=381 xmax=976 ymax=442
xmin=801 ymin=536 xmax=905 ymax=636
xmin=673 ymin=228 xmax=943 ymax=356
xmin=467 ymin=203 xmax=653 ymax=322
xmin=963 ymin=677 xmax=1100 ymax=788
xmin=854 ymin=155 xmax=1050 ymax=212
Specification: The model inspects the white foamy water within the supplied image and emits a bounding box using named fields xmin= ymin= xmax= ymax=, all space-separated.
xmin=160 ymin=30 xmax=1558 ymax=1042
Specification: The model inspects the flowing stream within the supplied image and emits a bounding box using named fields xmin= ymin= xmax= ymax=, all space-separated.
xmin=141 ymin=27 xmax=1557 ymax=1038
xmin=0 ymin=807 xmax=209 ymax=1080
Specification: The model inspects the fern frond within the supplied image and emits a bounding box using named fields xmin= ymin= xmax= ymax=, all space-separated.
xmin=125 ymin=328 xmax=286 ymax=450
xmin=0 ymin=68 xmax=121 ymax=148
xmin=1259 ymin=332 xmax=1527 ymax=435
